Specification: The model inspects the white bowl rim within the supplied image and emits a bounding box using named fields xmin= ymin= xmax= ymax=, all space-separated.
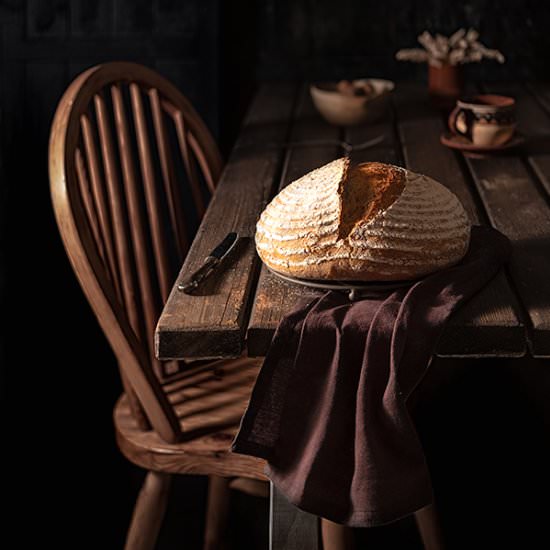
xmin=310 ymin=79 xmax=395 ymax=101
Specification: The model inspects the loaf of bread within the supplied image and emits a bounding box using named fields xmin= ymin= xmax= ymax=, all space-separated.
xmin=255 ymin=158 xmax=471 ymax=281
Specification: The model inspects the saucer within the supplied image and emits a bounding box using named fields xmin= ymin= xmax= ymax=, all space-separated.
xmin=440 ymin=132 xmax=525 ymax=153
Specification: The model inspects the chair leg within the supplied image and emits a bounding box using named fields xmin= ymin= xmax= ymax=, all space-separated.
xmin=203 ymin=476 xmax=231 ymax=550
xmin=124 ymin=471 xmax=172 ymax=550
xmin=321 ymin=518 xmax=356 ymax=550
xmin=414 ymin=504 xmax=445 ymax=550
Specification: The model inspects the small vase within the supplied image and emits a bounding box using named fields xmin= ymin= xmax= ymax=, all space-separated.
xmin=428 ymin=63 xmax=463 ymax=110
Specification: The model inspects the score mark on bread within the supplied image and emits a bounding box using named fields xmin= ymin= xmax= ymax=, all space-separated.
xmin=338 ymin=161 xmax=406 ymax=240
xmin=256 ymin=158 xmax=471 ymax=281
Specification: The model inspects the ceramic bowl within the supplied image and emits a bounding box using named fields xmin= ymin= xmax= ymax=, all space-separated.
xmin=310 ymin=78 xmax=395 ymax=126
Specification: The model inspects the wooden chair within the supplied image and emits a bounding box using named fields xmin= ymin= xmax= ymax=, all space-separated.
xmin=49 ymin=62 xmax=267 ymax=550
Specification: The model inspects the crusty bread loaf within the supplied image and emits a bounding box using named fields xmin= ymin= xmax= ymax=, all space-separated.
xmin=255 ymin=158 xmax=471 ymax=281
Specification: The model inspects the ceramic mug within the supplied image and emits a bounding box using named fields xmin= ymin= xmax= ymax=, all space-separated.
xmin=448 ymin=94 xmax=516 ymax=147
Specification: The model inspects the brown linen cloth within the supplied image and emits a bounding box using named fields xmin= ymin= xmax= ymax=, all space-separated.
xmin=232 ymin=225 xmax=511 ymax=527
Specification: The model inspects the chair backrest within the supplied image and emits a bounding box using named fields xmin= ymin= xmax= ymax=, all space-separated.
xmin=49 ymin=62 xmax=223 ymax=443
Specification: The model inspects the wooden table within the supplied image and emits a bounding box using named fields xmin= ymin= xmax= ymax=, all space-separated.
xmin=156 ymin=82 xmax=550 ymax=362
xmin=155 ymin=82 xmax=550 ymax=549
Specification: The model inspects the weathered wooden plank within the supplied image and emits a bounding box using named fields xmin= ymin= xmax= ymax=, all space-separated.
xmin=529 ymin=154 xmax=550 ymax=199
xmin=465 ymin=155 xmax=550 ymax=357
xmin=526 ymin=83 xmax=550 ymax=198
xmin=388 ymin=83 xmax=439 ymax=123
xmin=463 ymin=83 xmax=550 ymax=357
xmin=392 ymin=86 xmax=525 ymax=357
xmin=247 ymin=87 xmax=341 ymax=356
xmin=527 ymin=82 xmax=550 ymax=114
xmin=155 ymin=83 xmax=297 ymax=359
xmin=345 ymin=112 xmax=400 ymax=166
xmin=490 ymin=82 xmax=550 ymax=137
xmin=270 ymin=482 xmax=319 ymax=550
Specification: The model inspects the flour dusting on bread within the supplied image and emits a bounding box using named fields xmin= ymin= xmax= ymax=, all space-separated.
xmin=255 ymin=159 xmax=471 ymax=281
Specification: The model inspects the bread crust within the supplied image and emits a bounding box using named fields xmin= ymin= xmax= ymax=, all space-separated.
xmin=255 ymin=159 xmax=471 ymax=281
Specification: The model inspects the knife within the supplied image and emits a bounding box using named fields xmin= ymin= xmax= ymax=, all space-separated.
xmin=178 ymin=232 xmax=239 ymax=294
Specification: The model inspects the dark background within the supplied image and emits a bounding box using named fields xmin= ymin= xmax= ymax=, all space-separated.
xmin=2 ymin=1 xmax=549 ymax=548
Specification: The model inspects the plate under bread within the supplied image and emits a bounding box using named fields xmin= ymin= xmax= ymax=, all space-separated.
xmin=267 ymin=267 xmax=416 ymax=299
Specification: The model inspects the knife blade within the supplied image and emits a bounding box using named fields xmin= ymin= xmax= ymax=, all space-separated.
xmin=178 ymin=232 xmax=239 ymax=294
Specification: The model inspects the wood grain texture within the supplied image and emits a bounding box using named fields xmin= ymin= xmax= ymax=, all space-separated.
xmin=465 ymin=83 xmax=550 ymax=357
xmin=465 ymin=155 xmax=550 ymax=357
xmin=171 ymin=105 xmax=208 ymax=217
xmin=393 ymin=86 xmax=525 ymax=357
xmin=124 ymin=471 xmax=172 ymax=550
xmin=80 ymin=111 xmax=122 ymax=298
xmin=75 ymin=146 xmax=105 ymax=261
xmin=94 ymin=91 xmax=142 ymax=339
xmin=527 ymin=83 xmax=550 ymax=198
xmin=270 ymin=482 xmax=319 ymax=550
xmin=115 ymin=351 xmax=265 ymax=479
xmin=111 ymin=82 xmax=161 ymax=362
xmin=156 ymin=83 xmax=297 ymax=359
xmin=528 ymin=82 xmax=550 ymax=114
xmin=203 ymin=476 xmax=232 ymax=550
xmin=149 ymin=87 xmax=189 ymax=263
xmin=130 ymin=82 xmax=173 ymax=303
xmin=166 ymin=356 xmax=262 ymax=435
xmin=115 ymin=393 xmax=267 ymax=479
xmin=528 ymin=154 xmax=550 ymax=199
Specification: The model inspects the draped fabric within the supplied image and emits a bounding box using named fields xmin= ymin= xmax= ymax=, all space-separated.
xmin=232 ymin=226 xmax=511 ymax=526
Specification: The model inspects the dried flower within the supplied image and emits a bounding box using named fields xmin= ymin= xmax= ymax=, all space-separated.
xmin=396 ymin=28 xmax=505 ymax=66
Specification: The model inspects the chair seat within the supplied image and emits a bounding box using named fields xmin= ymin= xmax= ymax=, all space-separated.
xmin=114 ymin=356 xmax=267 ymax=480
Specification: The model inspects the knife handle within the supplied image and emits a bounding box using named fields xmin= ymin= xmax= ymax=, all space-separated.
xmin=178 ymin=256 xmax=219 ymax=294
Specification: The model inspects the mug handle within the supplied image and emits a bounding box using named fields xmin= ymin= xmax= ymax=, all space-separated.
xmin=448 ymin=106 xmax=473 ymax=140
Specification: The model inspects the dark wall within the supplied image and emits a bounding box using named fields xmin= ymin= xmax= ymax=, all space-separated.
xmin=1 ymin=0 xmax=218 ymax=150
xmin=1 ymin=0 xmax=220 ymax=546
xmin=257 ymin=0 xmax=550 ymax=82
